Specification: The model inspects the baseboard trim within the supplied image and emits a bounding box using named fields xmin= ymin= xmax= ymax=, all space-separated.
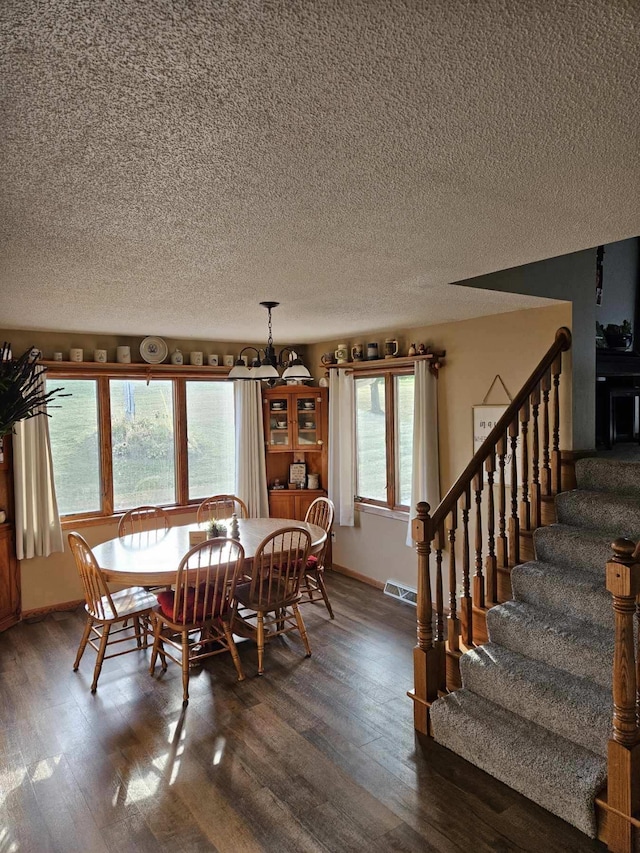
xmin=22 ymin=599 xmax=84 ymax=621
xmin=330 ymin=563 xmax=385 ymax=590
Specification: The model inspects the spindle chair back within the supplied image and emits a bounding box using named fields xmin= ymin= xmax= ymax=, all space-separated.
xmin=118 ymin=505 xmax=170 ymax=541
xmin=68 ymin=532 xmax=156 ymax=693
xmin=149 ymin=537 xmax=246 ymax=705
xmin=196 ymin=494 xmax=249 ymax=524
xmin=301 ymin=496 xmax=335 ymax=618
xmin=234 ymin=526 xmax=312 ymax=675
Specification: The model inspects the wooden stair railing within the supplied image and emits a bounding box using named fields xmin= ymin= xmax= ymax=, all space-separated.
xmin=409 ymin=326 xmax=572 ymax=735
xmin=595 ymin=538 xmax=640 ymax=853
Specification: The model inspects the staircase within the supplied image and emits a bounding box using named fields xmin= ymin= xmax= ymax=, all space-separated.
xmin=430 ymin=457 xmax=640 ymax=838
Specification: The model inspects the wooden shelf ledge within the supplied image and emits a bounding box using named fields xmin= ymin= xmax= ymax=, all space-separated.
xmin=39 ymin=360 xmax=231 ymax=380
xmin=321 ymin=351 xmax=445 ymax=373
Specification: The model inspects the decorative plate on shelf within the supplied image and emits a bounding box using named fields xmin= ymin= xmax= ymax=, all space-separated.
xmin=140 ymin=336 xmax=168 ymax=364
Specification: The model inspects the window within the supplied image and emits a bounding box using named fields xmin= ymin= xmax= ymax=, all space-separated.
xmin=110 ymin=380 xmax=176 ymax=510
xmin=354 ymin=372 xmax=414 ymax=510
xmin=47 ymin=379 xmax=101 ymax=516
xmin=47 ymin=369 xmax=235 ymax=521
xmin=186 ymin=381 xmax=235 ymax=499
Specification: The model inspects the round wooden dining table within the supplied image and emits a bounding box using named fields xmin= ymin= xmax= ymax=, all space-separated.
xmin=92 ymin=517 xmax=327 ymax=586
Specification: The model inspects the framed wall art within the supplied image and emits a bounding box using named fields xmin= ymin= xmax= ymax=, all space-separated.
xmin=288 ymin=462 xmax=307 ymax=487
xmin=472 ymin=404 xmax=521 ymax=486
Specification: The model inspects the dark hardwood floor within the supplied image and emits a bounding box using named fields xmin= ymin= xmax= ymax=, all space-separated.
xmin=0 ymin=572 xmax=605 ymax=852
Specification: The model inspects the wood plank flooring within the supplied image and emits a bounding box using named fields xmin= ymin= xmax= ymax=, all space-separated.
xmin=0 ymin=572 xmax=606 ymax=852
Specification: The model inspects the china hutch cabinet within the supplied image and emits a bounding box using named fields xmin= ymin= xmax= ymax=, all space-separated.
xmin=0 ymin=436 xmax=20 ymax=631
xmin=262 ymin=386 xmax=328 ymax=520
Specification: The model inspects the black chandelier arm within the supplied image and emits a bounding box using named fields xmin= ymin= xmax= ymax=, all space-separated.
xmin=276 ymin=346 xmax=299 ymax=366
xmin=235 ymin=346 xmax=263 ymax=367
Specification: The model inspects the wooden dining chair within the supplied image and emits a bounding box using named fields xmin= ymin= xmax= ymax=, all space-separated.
xmin=118 ymin=506 xmax=171 ymax=597
xmin=118 ymin=505 xmax=170 ymax=539
xmin=300 ymin=496 xmax=335 ymax=619
xmin=68 ymin=532 xmax=157 ymax=693
xmin=234 ymin=526 xmax=312 ymax=675
xmin=196 ymin=494 xmax=249 ymax=524
xmin=149 ymin=537 xmax=246 ymax=705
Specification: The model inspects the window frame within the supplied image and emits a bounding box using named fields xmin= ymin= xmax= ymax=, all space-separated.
xmin=44 ymin=361 xmax=233 ymax=528
xmin=353 ymin=365 xmax=414 ymax=514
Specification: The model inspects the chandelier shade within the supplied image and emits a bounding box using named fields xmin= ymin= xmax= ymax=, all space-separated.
xmin=227 ymin=302 xmax=311 ymax=382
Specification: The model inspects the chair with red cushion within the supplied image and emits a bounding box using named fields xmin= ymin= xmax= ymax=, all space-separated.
xmin=149 ymin=537 xmax=246 ymax=705
xmin=300 ymin=496 xmax=335 ymax=619
xmin=68 ymin=532 xmax=157 ymax=693
xmin=234 ymin=526 xmax=312 ymax=675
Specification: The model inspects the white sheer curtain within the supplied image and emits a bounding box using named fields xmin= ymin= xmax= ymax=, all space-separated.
xmin=234 ymin=381 xmax=269 ymax=517
xmin=328 ymin=368 xmax=355 ymax=526
xmin=13 ymin=368 xmax=63 ymax=560
xmin=406 ymin=360 xmax=440 ymax=545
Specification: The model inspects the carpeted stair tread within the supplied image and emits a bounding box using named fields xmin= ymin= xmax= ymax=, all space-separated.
xmin=576 ymin=457 xmax=640 ymax=497
xmin=430 ymin=689 xmax=607 ymax=837
xmin=555 ymin=489 xmax=640 ymax=537
xmin=486 ymin=600 xmax=614 ymax=688
xmin=534 ymin=524 xmax=618 ymax=575
xmin=511 ymin=560 xmax=612 ymax=629
xmin=460 ymin=643 xmax=612 ymax=757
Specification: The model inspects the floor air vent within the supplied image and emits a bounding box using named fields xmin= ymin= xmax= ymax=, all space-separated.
xmin=383 ymin=580 xmax=417 ymax=606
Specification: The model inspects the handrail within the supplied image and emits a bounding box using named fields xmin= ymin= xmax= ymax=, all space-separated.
xmin=430 ymin=326 xmax=571 ymax=532
xmin=410 ymin=324 xmax=573 ymax=736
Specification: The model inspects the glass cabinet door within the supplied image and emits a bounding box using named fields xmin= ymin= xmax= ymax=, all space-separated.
xmin=294 ymin=394 xmax=320 ymax=450
xmin=267 ymin=397 xmax=291 ymax=448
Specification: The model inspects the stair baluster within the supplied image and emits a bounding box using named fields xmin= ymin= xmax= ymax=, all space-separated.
xmin=519 ymin=399 xmax=531 ymax=531
xmin=508 ymin=418 xmax=520 ymax=567
xmin=541 ymin=368 xmax=552 ymax=496
xmin=530 ymin=386 xmax=541 ymax=530
xmin=551 ymin=354 xmax=563 ymax=494
xmin=473 ymin=473 xmax=485 ymax=609
xmin=497 ymin=433 xmax=508 ymax=569
xmin=447 ymin=507 xmax=460 ymax=653
xmin=434 ymin=524 xmax=446 ymax=693
xmin=485 ymin=451 xmax=498 ymax=605
xmin=461 ymin=488 xmax=473 ymax=645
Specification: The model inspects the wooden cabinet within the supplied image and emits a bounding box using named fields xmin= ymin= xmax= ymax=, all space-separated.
xmin=0 ymin=436 xmax=20 ymax=632
xmin=263 ymin=387 xmax=326 ymax=453
xmin=268 ymin=488 xmax=326 ymax=520
xmin=263 ymin=387 xmax=329 ymax=520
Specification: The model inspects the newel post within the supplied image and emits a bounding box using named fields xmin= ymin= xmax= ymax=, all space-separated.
xmin=606 ymin=537 xmax=640 ymax=853
xmin=412 ymin=501 xmax=438 ymax=735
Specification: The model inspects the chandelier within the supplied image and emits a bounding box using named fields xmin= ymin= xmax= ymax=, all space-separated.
xmin=227 ymin=302 xmax=311 ymax=382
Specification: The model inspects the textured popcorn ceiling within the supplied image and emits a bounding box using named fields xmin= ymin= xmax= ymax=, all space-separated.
xmin=1 ymin=0 xmax=638 ymax=343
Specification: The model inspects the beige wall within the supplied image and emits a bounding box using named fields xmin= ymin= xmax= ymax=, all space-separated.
xmin=309 ymin=302 xmax=572 ymax=590
xmin=6 ymin=304 xmax=570 ymax=608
